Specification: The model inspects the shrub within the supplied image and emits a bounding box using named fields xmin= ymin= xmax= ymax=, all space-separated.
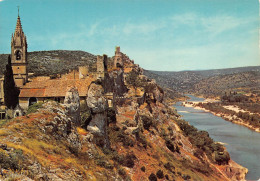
xmin=124 ymin=153 xmax=136 ymax=168
xmin=0 ymin=148 xmax=24 ymax=171
xmin=148 ymin=173 xmax=157 ymax=181
xmin=135 ymin=131 xmax=148 ymax=149
xmin=141 ymin=115 xmax=157 ymax=131
xmin=156 ymin=170 xmax=164 ymax=179
xmin=182 ymin=174 xmax=191 ymax=180
xmin=214 ymin=151 xmax=230 ymax=165
xmin=165 ymin=140 xmax=175 ymax=152
xmin=80 ymin=110 xmax=91 ymax=128
xmin=110 ymin=151 xmax=124 ymax=165
xmin=95 ymin=156 xmax=113 ymax=169
xmin=194 ymin=148 xmax=204 ymax=159
xmin=26 ymin=102 xmax=43 ymax=115
xmin=107 ymin=107 xmax=116 ymax=124
xmin=164 ymin=162 xmax=175 ymax=174
xmin=108 ymin=125 xmax=134 ymax=148
xmin=141 ymin=166 xmax=146 ymax=172
xmin=118 ymin=167 xmax=126 ymax=177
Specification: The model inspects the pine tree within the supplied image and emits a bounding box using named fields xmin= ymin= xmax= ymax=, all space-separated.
xmin=4 ymin=55 xmax=20 ymax=109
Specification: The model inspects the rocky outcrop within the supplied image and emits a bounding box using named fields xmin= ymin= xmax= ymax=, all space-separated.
xmin=63 ymin=86 xmax=80 ymax=126
xmin=224 ymin=160 xmax=248 ymax=181
xmin=146 ymin=80 xmax=164 ymax=103
xmin=42 ymin=101 xmax=81 ymax=153
xmin=86 ymin=82 xmax=109 ymax=148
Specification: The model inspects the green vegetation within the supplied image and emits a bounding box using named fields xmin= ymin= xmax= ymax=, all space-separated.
xmin=140 ymin=115 xmax=158 ymax=131
xmin=26 ymin=102 xmax=43 ymax=115
xmin=176 ymin=119 xmax=230 ymax=165
xmin=198 ymin=102 xmax=260 ymax=128
xmin=4 ymin=55 xmax=20 ymax=109
xmin=156 ymin=170 xmax=164 ymax=179
xmin=0 ymin=50 xmax=96 ymax=76
xmin=108 ymin=124 xmax=135 ymax=148
xmin=0 ymin=119 xmax=11 ymax=127
xmin=144 ymin=67 xmax=260 ymax=98
xmin=0 ymin=148 xmax=24 ymax=171
xmin=148 ymin=173 xmax=157 ymax=181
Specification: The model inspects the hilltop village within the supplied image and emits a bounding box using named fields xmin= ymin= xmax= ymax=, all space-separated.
xmin=0 ymin=14 xmax=143 ymax=117
xmin=0 ymin=14 xmax=248 ymax=181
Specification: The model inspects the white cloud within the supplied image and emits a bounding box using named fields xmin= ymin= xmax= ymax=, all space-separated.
xmin=170 ymin=13 xmax=256 ymax=37
xmin=28 ymin=12 xmax=258 ymax=70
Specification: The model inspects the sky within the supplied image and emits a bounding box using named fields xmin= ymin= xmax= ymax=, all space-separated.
xmin=0 ymin=0 xmax=259 ymax=71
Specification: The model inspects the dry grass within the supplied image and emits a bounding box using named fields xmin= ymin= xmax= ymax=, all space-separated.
xmin=0 ymin=129 xmax=9 ymax=136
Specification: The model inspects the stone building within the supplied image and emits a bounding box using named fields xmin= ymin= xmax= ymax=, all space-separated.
xmin=114 ymin=46 xmax=123 ymax=68
xmin=11 ymin=13 xmax=28 ymax=87
xmin=79 ymin=66 xmax=89 ymax=79
xmin=17 ymin=67 xmax=97 ymax=109
xmin=4 ymin=13 xmax=117 ymax=110
xmin=96 ymin=54 xmax=107 ymax=79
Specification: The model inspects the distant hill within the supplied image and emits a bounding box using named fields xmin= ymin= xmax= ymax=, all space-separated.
xmin=0 ymin=50 xmax=96 ymax=76
xmin=144 ymin=66 xmax=260 ymax=97
xmin=193 ymin=71 xmax=260 ymax=96
xmin=1 ymin=51 xmax=259 ymax=98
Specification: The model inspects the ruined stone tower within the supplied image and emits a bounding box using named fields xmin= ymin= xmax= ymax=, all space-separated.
xmin=114 ymin=46 xmax=123 ymax=68
xmin=96 ymin=54 xmax=108 ymax=79
xmin=11 ymin=12 xmax=28 ymax=87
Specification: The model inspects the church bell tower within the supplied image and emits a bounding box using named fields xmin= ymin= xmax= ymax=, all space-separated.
xmin=11 ymin=9 xmax=28 ymax=87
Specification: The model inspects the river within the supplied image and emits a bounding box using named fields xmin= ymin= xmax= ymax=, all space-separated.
xmin=174 ymin=95 xmax=260 ymax=180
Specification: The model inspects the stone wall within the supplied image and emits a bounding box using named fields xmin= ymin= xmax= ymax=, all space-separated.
xmin=79 ymin=66 xmax=89 ymax=79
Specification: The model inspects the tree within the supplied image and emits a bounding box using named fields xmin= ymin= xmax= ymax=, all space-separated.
xmin=4 ymin=55 xmax=20 ymax=109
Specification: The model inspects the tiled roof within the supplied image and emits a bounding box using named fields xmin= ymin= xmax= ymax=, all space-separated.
xmin=19 ymin=78 xmax=94 ymax=98
xmin=19 ymin=88 xmax=45 ymax=97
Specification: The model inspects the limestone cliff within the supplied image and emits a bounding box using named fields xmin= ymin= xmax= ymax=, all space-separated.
xmin=0 ymin=57 xmax=247 ymax=181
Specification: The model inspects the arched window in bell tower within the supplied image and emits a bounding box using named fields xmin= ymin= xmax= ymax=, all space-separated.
xmin=15 ymin=50 xmax=21 ymax=60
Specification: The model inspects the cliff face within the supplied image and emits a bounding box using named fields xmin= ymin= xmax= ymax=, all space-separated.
xmin=0 ymin=57 xmax=247 ymax=180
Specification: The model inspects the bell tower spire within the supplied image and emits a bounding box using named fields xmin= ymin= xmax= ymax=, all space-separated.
xmin=11 ymin=8 xmax=28 ymax=87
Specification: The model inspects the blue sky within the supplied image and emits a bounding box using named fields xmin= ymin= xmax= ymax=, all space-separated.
xmin=0 ymin=0 xmax=259 ymax=71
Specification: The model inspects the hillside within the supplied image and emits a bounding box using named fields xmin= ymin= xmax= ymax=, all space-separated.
xmin=0 ymin=53 xmax=247 ymax=180
xmin=144 ymin=66 xmax=260 ymax=97
xmin=193 ymin=71 xmax=260 ymax=97
xmin=0 ymin=50 xmax=96 ymax=76
xmin=1 ymin=51 xmax=258 ymax=99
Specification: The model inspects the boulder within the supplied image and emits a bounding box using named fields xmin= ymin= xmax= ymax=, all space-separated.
xmin=86 ymin=82 xmax=109 ymax=148
xmin=64 ymin=87 xmax=80 ymax=126
xmin=87 ymin=83 xmax=107 ymax=113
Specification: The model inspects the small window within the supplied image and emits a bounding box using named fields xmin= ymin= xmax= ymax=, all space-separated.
xmin=15 ymin=50 xmax=21 ymax=60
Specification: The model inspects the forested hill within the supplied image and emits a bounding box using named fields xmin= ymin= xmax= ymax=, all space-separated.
xmin=144 ymin=66 xmax=260 ymax=97
xmin=0 ymin=50 xmax=96 ymax=76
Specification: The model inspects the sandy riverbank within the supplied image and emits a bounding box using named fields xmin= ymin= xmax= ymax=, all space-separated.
xmin=182 ymin=101 xmax=260 ymax=133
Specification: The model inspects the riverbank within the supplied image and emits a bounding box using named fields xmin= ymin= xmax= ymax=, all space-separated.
xmin=175 ymin=95 xmax=260 ymax=180
xmin=182 ymin=101 xmax=260 ymax=133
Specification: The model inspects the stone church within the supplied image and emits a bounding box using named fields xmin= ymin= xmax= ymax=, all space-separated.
xmin=0 ymin=13 xmax=134 ymax=111
xmin=0 ymin=11 xmax=138 ymax=115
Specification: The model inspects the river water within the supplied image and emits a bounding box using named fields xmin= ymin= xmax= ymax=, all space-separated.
xmin=174 ymin=95 xmax=260 ymax=180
